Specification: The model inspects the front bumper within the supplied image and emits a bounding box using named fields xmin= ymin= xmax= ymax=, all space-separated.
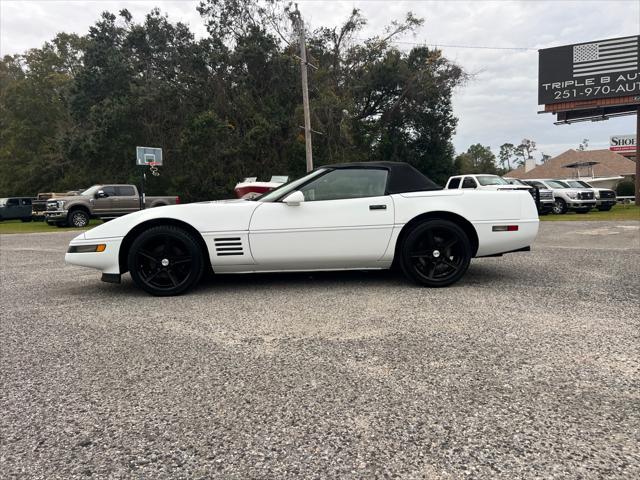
xmin=65 ymin=235 xmax=123 ymax=274
xmin=44 ymin=210 xmax=68 ymax=220
xmin=567 ymin=200 xmax=595 ymax=210
xmin=596 ymin=199 xmax=616 ymax=207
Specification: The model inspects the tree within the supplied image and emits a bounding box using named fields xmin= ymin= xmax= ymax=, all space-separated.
xmin=498 ymin=143 xmax=515 ymax=170
xmin=454 ymin=144 xmax=498 ymax=174
xmin=514 ymin=138 xmax=536 ymax=166
xmin=578 ymin=138 xmax=589 ymax=151
xmin=1 ymin=1 xmax=466 ymax=199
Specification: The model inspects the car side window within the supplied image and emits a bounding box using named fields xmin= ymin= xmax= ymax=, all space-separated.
xmin=20 ymin=198 xmax=32 ymax=206
xmin=461 ymin=177 xmax=477 ymax=189
xmin=102 ymin=186 xmax=116 ymax=197
xmin=528 ymin=181 xmax=544 ymax=188
xmin=448 ymin=178 xmax=461 ymax=189
xmin=7 ymin=198 xmax=18 ymax=207
xmin=116 ymin=186 xmax=136 ymax=196
xmin=299 ymin=169 xmax=388 ymax=201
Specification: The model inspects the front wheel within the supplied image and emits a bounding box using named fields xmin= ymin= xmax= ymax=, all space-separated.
xmin=399 ymin=219 xmax=472 ymax=288
xmin=552 ymin=198 xmax=568 ymax=214
xmin=127 ymin=225 xmax=204 ymax=296
xmin=68 ymin=210 xmax=90 ymax=228
xmin=598 ymin=205 xmax=612 ymax=212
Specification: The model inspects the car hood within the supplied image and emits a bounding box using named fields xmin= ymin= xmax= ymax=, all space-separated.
xmin=83 ymin=199 xmax=260 ymax=240
xmin=47 ymin=195 xmax=89 ymax=203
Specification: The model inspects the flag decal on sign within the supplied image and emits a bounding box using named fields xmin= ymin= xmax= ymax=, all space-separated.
xmin=572 ymin=36 xmax=638 ymax=78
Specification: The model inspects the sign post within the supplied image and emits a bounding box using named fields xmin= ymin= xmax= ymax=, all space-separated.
xmin=136 ymin=147 xmax=163 ymax=210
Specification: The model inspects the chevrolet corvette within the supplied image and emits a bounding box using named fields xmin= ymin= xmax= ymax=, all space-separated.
xmin=65 ymin=162 xmax=539 ymax=296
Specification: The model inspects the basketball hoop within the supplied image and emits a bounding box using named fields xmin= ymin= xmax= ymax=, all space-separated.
xmin=148 ymin=161 xmax=160 ymax=177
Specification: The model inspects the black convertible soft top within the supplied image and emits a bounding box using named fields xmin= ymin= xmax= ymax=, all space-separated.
xmin=324 ymin=161 xmax=442 ymax=194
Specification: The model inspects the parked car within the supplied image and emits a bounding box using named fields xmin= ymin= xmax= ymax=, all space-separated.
xmin=445 ymin=174 xmax=553 ymax=215
xmin=503 ymin=177 xmax=555 ymax=214
xmin=45 ymin=184 xmax=180 ymax=228
xmin=561 ymin=179 xmax=616 ymax=211
xmin=32 ymin=191 xmax=82 ymax=221
xmin=522 ymin=179 xmax=595 ymax=214
xmin=0 ymin=197 xmax=34 ymax=222
xmin=66 ymin=162 xmax=539 ymax=296
xmin=234 ymin=176 xmax=289 ymax=199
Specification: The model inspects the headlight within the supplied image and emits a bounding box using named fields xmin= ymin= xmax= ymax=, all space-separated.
xmin=57 ymin=200 xmax=66 ymax=208
xmin=594 ymin=191 xmax=600 ymax=199
xmin=566 ymin=192 xmax=578 ymax=199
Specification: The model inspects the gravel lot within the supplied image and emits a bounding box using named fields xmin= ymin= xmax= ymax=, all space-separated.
xmin=1 ymin=221 xmax=639 ymax=479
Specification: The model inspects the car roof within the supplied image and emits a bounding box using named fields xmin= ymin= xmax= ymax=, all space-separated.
xmin=321 ymin=161 xmax=441 ymax=194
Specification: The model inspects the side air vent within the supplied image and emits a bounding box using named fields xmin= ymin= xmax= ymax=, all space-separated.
xmin=214 ymin=237 xmax=244 ymax=256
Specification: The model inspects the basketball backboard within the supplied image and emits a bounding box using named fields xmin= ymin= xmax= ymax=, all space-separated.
xmin=136 ymin=146 xmax=163 ymax=166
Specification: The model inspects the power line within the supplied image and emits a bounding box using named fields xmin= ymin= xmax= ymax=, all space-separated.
xmin=357 ymin=37 xmax=536 ymax=51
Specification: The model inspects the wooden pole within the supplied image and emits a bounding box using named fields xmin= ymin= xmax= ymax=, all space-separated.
xmin=636 ymin=105 xmax=639 ymax=206
xmin=297 ymin=16 xmax=313 ymax=172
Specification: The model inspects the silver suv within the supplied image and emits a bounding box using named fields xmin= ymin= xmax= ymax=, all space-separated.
xmin=561 ymin=179 xmax=616 ymax=212
xmin=524 ymin=179 xmax=595 ymax=214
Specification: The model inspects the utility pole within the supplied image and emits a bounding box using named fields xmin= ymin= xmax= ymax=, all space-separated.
xmin=295 ymin=11 xmax=313 ymax=172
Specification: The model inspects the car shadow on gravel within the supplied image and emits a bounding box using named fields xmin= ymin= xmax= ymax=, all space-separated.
xmin=61 ymin=262 xmax=510 ymax=298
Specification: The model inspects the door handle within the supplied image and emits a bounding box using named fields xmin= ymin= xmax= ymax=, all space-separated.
xmin=369 ymin=204 xmax=387 ymax=210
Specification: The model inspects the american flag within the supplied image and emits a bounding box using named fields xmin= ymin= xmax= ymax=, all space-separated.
xmin=572 ymin=36 xmax=638 ymax=78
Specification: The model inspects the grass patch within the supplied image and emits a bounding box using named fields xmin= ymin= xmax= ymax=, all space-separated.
xmin=540 ymin=204 xmax=640 ymax=221
xmin=0 ymin=219 xmax=103 ymax=234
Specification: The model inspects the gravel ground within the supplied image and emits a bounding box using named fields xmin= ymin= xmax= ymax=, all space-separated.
xmin=1 ymin=221 xmax=639 ymax=479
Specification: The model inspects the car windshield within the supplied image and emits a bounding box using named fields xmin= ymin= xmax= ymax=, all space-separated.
xmin=80 ymin=185 xmax=101 ymax=196
xmin=256 ymin=169 xmax=327 ymax=202
xmin=506 ymin=178 xmax=528 ymax=186
xmin=476 ymin=175 xmax=509 ymax=186
xmin=566 ymin=180 xmax=586 ymax=188
xmin=546 ymin=180 xmax=568 ymax=189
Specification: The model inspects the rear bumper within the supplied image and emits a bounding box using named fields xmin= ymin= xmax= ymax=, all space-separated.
xmin=473 ymin=219 xmax=539 ymax=257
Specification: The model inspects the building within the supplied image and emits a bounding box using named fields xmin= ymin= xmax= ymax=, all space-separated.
xmin=506 ymin=149 xmax=636 ymax=189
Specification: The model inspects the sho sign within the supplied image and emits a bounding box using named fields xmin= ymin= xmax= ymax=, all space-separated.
xmin=610 ymin=134 xmax=636 ymax=152
xmin=539 ymin=35 xmax=640 ymax=105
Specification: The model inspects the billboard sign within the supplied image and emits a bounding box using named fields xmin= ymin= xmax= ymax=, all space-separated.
xmin=609 ymin=134 xmax=636 ymax=152
xmin=539 ymin=35 xmax=640 ymax=105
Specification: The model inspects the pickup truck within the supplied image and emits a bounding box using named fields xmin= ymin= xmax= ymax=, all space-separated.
xmin=32 ymin=191 xmax=82 ymax=221
xmin=445 ymin=174 xmax=554 ymax=215
xmin=522 ymin=179 xmax=595 ymax=214
xmin=44 ymin=184 xmax=180 ymax=227
xmin=561 ymin=179 xmax=616 ymax=211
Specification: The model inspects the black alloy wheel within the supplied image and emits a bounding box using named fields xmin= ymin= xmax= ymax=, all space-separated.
xmin=552 ymin=198 xmax=567 ymax=214
xmin=400 ymin=219 xmax=472 ymax=287
xmin=69 ymin=209 xmax=90 ymax=227
xmin=127 ymin=225 xmax=204 ymax=296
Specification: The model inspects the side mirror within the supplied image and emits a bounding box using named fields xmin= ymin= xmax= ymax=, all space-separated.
xmin=96 ymin=190 xmax=107 ymax=198
xmin=283 ymin=190 xmax=305 ymax=206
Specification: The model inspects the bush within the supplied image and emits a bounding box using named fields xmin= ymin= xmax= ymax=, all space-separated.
xmin=616 ymin=180 xmax=635 ymax=196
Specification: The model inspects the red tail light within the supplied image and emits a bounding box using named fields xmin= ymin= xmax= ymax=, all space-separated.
xmin=176 ymin=196 xmax=181 ymax=204
xmin=492 ymin=225 xmax=519 ymax=232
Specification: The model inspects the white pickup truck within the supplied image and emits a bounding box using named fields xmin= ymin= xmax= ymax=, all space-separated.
xmin=522 ymin=179 xmax=595 ymax=214
xmin=445 ymin=174 xmax=554 ymax=215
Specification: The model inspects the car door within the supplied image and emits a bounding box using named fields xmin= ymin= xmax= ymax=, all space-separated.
xmin=249 ymin=168 xmax=394 ymax=269
xmin=5 ymin=198 xmax=20 ymax=219
xmin=115 ymin=185 xmax=139 ymax=214
xmin=92 ymin=186 xmax=116 ymax=215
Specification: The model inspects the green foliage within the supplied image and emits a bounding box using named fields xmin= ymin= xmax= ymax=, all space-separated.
xmin=0 ymin=1 xmax=464 ymax=200
xmin=454 ymin=144 xmax=498 ymax=175
xmin=616 ymin=180 xmax=635 ymax=197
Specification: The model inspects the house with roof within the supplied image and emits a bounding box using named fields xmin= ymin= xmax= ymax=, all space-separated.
xmin=506 ymin=149 xmax=636 ymax=189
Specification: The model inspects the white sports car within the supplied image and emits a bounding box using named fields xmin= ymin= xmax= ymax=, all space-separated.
xmin=66 ymin=162 xmax=539 ymax=296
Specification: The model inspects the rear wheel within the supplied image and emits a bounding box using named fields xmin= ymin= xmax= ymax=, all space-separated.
xmin=399 ymin=220 xmax=472 ymax=288
xmin=127 ymin=225 xmax=204 ymax=296
xmin=552 ymin=198 xmax=567 ymax=214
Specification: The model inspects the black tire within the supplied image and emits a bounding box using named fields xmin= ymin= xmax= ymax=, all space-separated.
xmin=399 ymin=219 xmax=472 ymax=288
xmin=552 ymin=198 xmax=568 ymax=214
xmin=598 ymin=205 xmax=612 ymax=212
xmin=56 ymin=222 xmax=68 ymax=228
xmin=68 ymin=209 xmax=90 ymax=228
xmin=127 ymin=225 xmax=204 ymax=296
xmin=20 ymin=218 xmax=33 ymax=222
xmin=576 ymin=209 xmax=590 ymax=214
